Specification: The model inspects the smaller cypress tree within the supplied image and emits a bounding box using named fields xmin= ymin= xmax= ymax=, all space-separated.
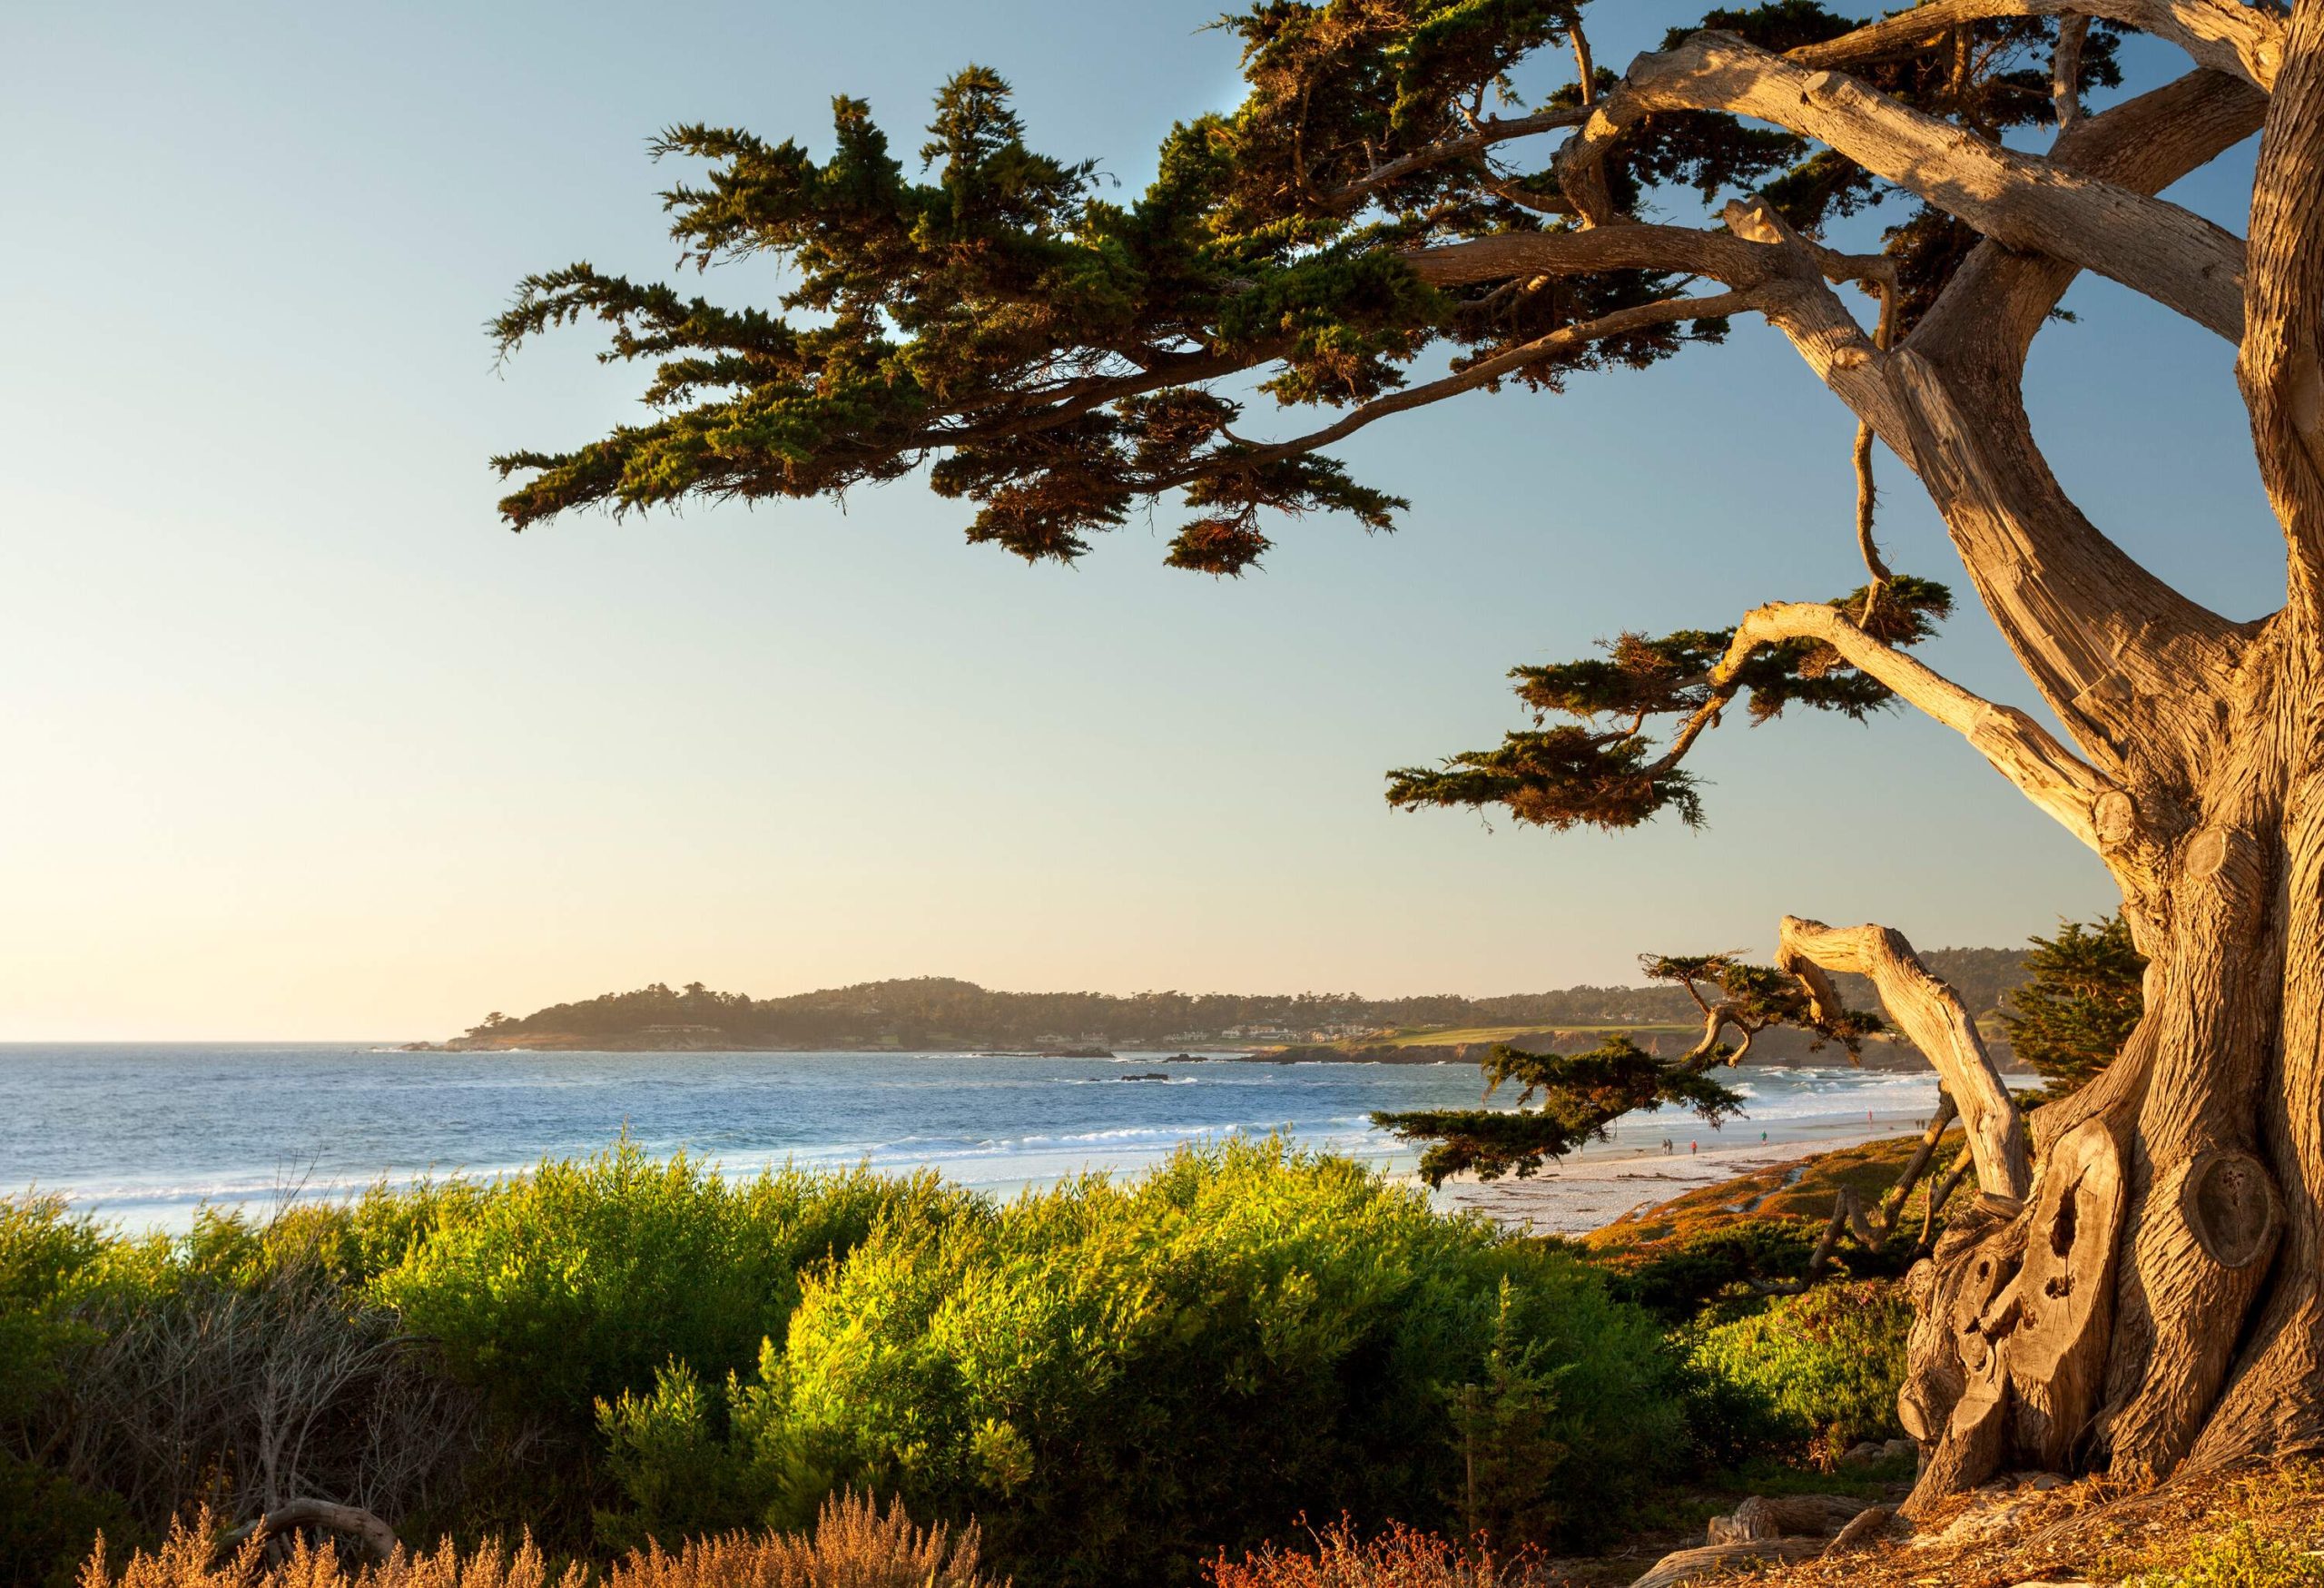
xmin=2002 ymin=912 xmax=2147 ymax=1094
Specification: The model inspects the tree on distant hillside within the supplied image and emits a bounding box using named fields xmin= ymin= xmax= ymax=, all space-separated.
xmin=2004 ymin=912 xmax=2148 ymax=1094
xmin=491 ymin=0 xmax=2324 ymax=1505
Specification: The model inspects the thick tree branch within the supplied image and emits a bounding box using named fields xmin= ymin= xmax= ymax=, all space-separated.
xmin=1787 ymin=0 xmax=2284 ymax=93
xmin=1715 ymin=600 xmax=2120 ymax=850
xmin=1404 ymin=222 xmax=1893 ymax=312
xmin=1567 ymin=31 xmax=2250 ymax=340
xmin=1912 ymin=67 xmax=2267 ymax=374
xmin=220 ymin=1500 xmax=399 ymax=1562
xmin=1778 ymin=916 xmax=2032 ymax=1202
xmin=1893 ymin=68 xmax=2265 ymax=790
xmin=2240 ymin=0 xmax=2324 ymax=613
xmin=1709 ymin=64 xmax=2261 ymax=792
xmin=1682 ymin=1000 xmax=1765 ymax=1064
xmin=1404 ymin=224 xmax=1771 ymax=291
xmin=2053 ymin=14 xmax=2093 ymax=132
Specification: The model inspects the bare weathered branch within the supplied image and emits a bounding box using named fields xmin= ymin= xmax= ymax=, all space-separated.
xmin=2053 ymin=14 xmax=2093 ymax=132
xmin=1407 ymin=221 xmax=1886 ymax=297
xmin=1878 ymin=1091 xmax=1962 ymax=1237
xmin=1779 ymin=916 xmax=2032 ymax=1202
xmin=1892 ymin=70 xmax=2265 ymax=787
xmin=1787 ymin=0 xmax=2283 ymax=94
xmin=1716 ymin=601 xmax=2119 ymax=851
xmin=221 ymin=1500 xmax=399 ymax=1563
xmin=1567 ymin=31 xmax=2249 ymax=340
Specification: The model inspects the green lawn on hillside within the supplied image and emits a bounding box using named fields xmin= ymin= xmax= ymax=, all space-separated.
xmin=1377 ymin=1021 xmax=1699 ymax=1048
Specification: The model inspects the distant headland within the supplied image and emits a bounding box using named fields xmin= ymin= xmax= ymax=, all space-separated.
xmin=404 ymin=952 xmax=2032 ymax=1068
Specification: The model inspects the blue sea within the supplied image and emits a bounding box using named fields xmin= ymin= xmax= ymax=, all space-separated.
xmin=0 ymin=1044 xmax=1942 ymax=1231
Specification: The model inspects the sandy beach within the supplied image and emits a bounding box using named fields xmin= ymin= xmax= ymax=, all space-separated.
xmin=1433 ymin=1110 xmax=1934 ymax=1236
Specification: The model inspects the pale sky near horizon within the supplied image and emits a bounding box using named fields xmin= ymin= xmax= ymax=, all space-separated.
xmin=0 ymin=3 xmax=2287 ymax=1039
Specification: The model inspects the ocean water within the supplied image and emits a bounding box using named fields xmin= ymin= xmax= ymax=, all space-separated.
xmin=0 ymin=1044 xmax=1942 ymax=1231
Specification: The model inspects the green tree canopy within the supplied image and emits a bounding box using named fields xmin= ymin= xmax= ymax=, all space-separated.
xmin=2002 ymin=912 xmax=2147 ymax=1093
xmin=489 ymin=0 xmax=2115 ymax=835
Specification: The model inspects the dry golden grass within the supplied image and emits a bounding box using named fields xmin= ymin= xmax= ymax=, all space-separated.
xmin=78 ymin=1493 xmax=999 ymax=1588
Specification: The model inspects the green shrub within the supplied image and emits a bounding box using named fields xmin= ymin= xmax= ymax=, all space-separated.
xmin=370 ymin=1142 xmax=975 ymax=1433
xmin=1684 ymin=1279 xmax=1912 ymax=1459
xmin=601 ymin=1140 xmax=1686 ymax=1587
xmin=0 ymin=1452 xmax=139 ymax=1588
xmin=0 ymin=1195 xmax=106 ymax=1417
xmin=0 ymin=1196 xmax=137 ymax=1588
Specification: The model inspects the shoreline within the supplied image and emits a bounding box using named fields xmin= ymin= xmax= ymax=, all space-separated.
xmin=1432 ymin=1112 xmax=1931 ymax=1236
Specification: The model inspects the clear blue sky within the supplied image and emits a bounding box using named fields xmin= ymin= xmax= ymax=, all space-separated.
xmin=0 ymin=2 xmax=2283 ymax=1038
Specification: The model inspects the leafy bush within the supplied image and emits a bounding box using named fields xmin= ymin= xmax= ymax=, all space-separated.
xmin=0 ymin=1452 xmax=136 ymax=1588
xmin=0 ymin=1197 xmax=142 ymax=1588
xmin=18 ymin=1141 xmax=1704 ymax=1586
xmin=370 ymin=1143 xmax=974 ymax=1433
xmin=601 ymin=1140 xmax=1686 ymax=1585
xmin=1 ymin=1200 xmax=485 ymax=1568
xmin=1684 ymin=1280 xmax=1912 ymax=1460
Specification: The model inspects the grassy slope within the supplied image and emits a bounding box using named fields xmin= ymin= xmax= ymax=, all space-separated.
xmin=1579 ymin=1129 xmax=1974 ymax=1269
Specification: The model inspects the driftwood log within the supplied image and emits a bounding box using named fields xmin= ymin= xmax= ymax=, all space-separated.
xmin=218 ymin=1500 xmax=398 ymax=1562
xmin=1628 ymin=1537 xmax=1827 ymax=1588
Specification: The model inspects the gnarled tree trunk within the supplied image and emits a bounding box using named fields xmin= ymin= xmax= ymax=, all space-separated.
xmin=1891 ymin=659 xmax=2324 ymax=1504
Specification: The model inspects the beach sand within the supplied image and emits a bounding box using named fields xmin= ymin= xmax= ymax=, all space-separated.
xmin=1431 ymin=1111 xmax=1931 ymax=1236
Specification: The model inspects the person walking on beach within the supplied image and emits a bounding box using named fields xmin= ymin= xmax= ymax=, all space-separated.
xmin=1689 ymin=1141 xmax=1697 ymax=1155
